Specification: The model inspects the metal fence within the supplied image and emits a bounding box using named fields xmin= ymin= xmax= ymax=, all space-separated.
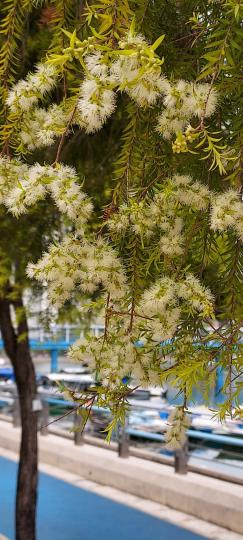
xmin=1 ymin=392 xmax=242 ymax=485
xmin=27 ymin=325 xmax=105 ymax=343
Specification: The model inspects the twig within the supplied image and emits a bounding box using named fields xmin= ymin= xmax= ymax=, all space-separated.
xmin=52 ymin=105 xmax=77 ymax=166
xmin=39 ymin=405 xmax=78 ymax=431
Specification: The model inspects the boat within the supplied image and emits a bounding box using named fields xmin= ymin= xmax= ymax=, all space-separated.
xmin=37 ymin=372 xmax=95 ymax=397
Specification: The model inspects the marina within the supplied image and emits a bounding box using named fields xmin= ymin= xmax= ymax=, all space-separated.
xmin=0 ymin=362 xmax=242 ymax=485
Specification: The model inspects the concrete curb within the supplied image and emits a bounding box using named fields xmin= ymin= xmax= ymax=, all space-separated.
xmin=0 ymin=421 xmax=243 ymax=535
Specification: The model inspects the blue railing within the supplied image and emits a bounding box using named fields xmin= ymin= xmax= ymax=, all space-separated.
xmin=0 ymin=325 xmax=104 ymax=372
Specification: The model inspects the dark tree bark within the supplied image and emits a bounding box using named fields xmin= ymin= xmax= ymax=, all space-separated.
xmin=0 ymin=293 xmax=38 ymax=540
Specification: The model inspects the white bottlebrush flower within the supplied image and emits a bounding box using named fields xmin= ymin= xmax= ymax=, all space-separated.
xmin=177 ymin=274 xmax=214 ymax=317
xmin=110 ymin=32 xmax=166 ymax=107
xmin=156 ymin=108 xmax=189 ymax=139
xmin=28 ymin=234 xmax=127 ymax=308
xmin=172 ymin=174 xmax=192 ymax=187
xmin=110 ymin=55 xmax=139 ymax=87
xmin=108 ymin=201 xmax=155 ymax=238
xmin=85 ymin=51 xmax=109 ymax=81
xmin=6 ymin=81 xmax=38 ymax=113
xmin=19 ymin=105 xmax=67 ymax=150
xmin=119 ymin=33 xmax=147 ymax=47
xmin=108 ymin=209 xmax=130 ymax=234
xmin=163 ymin=80 xmax=189 ymax=109
xmin=69 ymin=332 xmax=139 ymax=388
xmin=111 ymin=55 xmax=164 ymax=107
xmin=77 ymin=78 xmax=116 ymax=133
xmin=186 ymin=83 xmax=218 ymax=118
xmin=5 ymin=162 xmax=51 ymax=215
xmin=210 ymin=190 xmax=243 ymax=241
xmin=28 ymin=63 xmax=58 ymax=94
xmin=139 ymin=273 xmax=214 ymax=341
xmin=156 ymin=80 xmax=218 ymax=138
xmin=128 ymin=72 xmax=167 ymax=107
xmin=4 ymin=161 xmax=93 ymax=230
xmin=159 ymin=221 xmax=184 ymax=256
xmin=140 ymin=277 xmax=178 ymax=318
xmin=6 ymin=64 xmax=58 ymax=113
xmin=147 ymin=307 xmax=181 ymax=341
xmin=172 ymin=175 xmax=210 ymax=210
xmin=6 ymin=182 xmax=46 ymax=216
xmin=0 ymin=157 xmax=29 ymax=203
xmin=47 ymin=164 xmax=93 ymax=227
xmin=165 ymin=407 xmax=190 ymax=450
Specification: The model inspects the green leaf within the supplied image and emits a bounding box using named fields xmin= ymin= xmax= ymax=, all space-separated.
xmin=202 ymin=53 xmax=219 ymax=62
xmin=151 ymin=34 xmax=165 ymax=51
xmin=70 ymin=29 xmax=77 ymax=48
xmin=129 ymin=16 xmax=136 ymax=36
xmin=61 ymin=29 xmax=74 ymax=39
xmin=197 ymin=67 xmax=214 ymax=80
xmin=234 ymin=4 xmax=240 ymax=19
xmin=90 ymin=26 xmax=106 ymax=39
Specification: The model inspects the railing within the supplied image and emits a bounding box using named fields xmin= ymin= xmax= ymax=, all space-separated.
xmin=1 ymin=392 xmax=242 ymax=485
xmin=0 ymin=324 xmax=105 ymax=373
xmin=27 ymin=324 xmax=105 ymax=343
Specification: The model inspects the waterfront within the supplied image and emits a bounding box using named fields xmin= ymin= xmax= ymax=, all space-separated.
xmin=1 ymin=351 xmax=243 ymax=480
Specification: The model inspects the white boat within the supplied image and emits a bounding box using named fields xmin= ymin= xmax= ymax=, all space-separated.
xmin=37 ymin=372 xmax=95 ymax=396
xmin=129 ymin=408 xmax=170 ymax=433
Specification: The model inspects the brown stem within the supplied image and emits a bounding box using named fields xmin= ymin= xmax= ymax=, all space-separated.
xmin=52 ymin=105 xmax=77 ymax=165
xmin=40 ymin=405 xmax=78 ymax=430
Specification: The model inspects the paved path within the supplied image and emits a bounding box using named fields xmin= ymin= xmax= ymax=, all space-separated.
xmin=0 ymin=456 xmax=208 ymax=540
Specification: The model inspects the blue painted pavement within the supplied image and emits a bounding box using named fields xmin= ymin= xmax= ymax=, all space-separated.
xmin=0 ymin=457 xmax=208 ymax=540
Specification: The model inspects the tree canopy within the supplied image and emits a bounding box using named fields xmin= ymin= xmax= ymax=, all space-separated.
xmin=0 ymin=0 xmax=242 ymax=448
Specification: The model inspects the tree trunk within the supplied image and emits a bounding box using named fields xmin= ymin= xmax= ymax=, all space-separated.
xmin=0 ymin=295 xmax=38 ymax=540
xmin=15 ymin=339 xmax=38 ymax=540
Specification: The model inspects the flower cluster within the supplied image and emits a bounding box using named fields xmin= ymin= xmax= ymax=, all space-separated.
xmin=6 ymin=64 xmax=58 ymax=114
xmin=75 ymin=32 xmax=166 ymax=133
xmin=5 ymin=163 xmax=48 ymax=215
xmin=138 ymin=274 xmax=214 ymax=342
xmin=171 ymin=174 xmax=210 ymax=209
xmin=19 ymin=105 xmax=68 ymax=150
xmin=6 ymin=31 xmax=219 ymax=152
xmin=67 ymin=272 xmax=214 ymax=392
xmin=210 ymin=190 xmax=243 ymax=241
xmin=110 ymin=33 xmax=166 ymax=107
xmin=85 ymin=51 xmax=109 ymax=81
xmin=0 ymin=157 xmax=29 ymax=204
xmin=77 ymin=78 xmax=116 ymax=134
xmin=152 ymin=175 xmax=210 ymax=256
xmin=107 ymin=200 xmax=154 ymax=238
xmin=27 ymin=235 xmax=127 ymax=308
xmin=0 ymin=159 xmax=92 ymax=232
xmin=108 ymin=175 xmax=210 ymax=257
xmin=69 ymin=326 xmax=162 ymax=388
xmin=157 ymin=80 xmax=218 ymax=140
xmin=48 ymin=165 xmax=93 ymax=231
xmin=164 ymin=407 xmax=190 ymax=450
xmin=69 ymin=332 xmax=135 ymax=388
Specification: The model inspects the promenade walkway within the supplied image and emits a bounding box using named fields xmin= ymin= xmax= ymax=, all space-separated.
xmin=1 ymin=454 xmax=207 ymax=540
xmin=1 ymin=448 xmax=242 ymax=540
xmin=0 ymin=419 xmax=242 ymax=539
